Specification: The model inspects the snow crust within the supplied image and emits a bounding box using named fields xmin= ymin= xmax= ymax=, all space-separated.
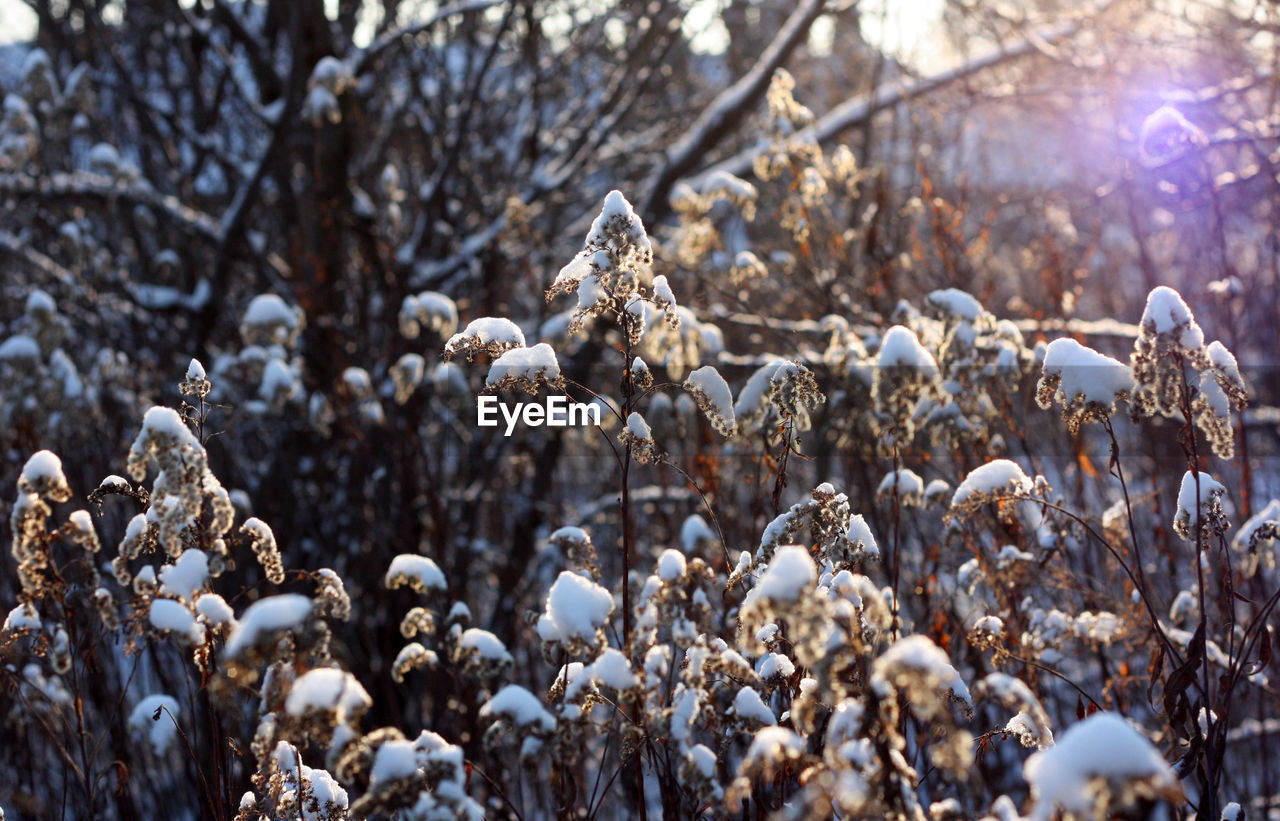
xmin=158 ymin=549 xmax=209 ymax=603
xmin=686 ymin=744 xmax=717 ymax=778
xmin=149 ymin=598 xmax=204 ymax=644
xmin=742 ymin=726 xmax=804 ymax=767
xmin=303 ymin=768 xmax=348 ymax=820
xmin=683 ymin=365 xmax=736 ymax=436
xmin=20 ymin=450 xmax=65 ymax=485
xmin=386 ymin=554 xmax=447 ymax=591
xmin=733 ymin=687 xmax=777 ymax=726
xmin=878 ymin=468 xmax=924 ymax=500
xmin=25 ymin=289 xmax=56 ymax=316
xmin=1139 ymin=106 xmax=1205 ymax=167
xmin=876 ymin=635 xmax=972 ymax=704
xmin=1234 ymin=498 xmax=1280 ymax=552
xmin=625 ymin=412 xmax=652 ymax=441
xmin=445 ymin=317 xmax=525 ymax=354
xmin=846 ymin=514 xmax=879 ymax=558
xmin=457 ymin=628 xmax=513 ymax=664
xmin=480 ymin=684 xmax=555 ymax=732
xmin=680 ymin=515 xmax=716 ymax=552
xmin=195 ymin=593 xmax=235 ymax=626
xmin=1176 ymin=470 xmax=1226 ymax=529
xmin=927 ymin=288 xmax=985 ymax=321
xmin=0 ymin=334 xmax=40 ymax=361
xmin=4 ymin=603 xmax=40 ymax=632
xmin=549 ymin=526 xmax=590 ymax=547
xmin=370 ymin=739 xmax=418 ymax=785
xmin=1141 ymin=285 xmax=1204 ymax=348
xmin=756 ymin=652 xmax=795 ymax=681
xmin=242 ymin=294 xmax=298 ymax=328
xmin=588 ymin=648 xmax=638 ymax=690
xmin=657 ymin=548 xmax=687 ymax=582
xmin=140 ymin=405 xmax=196 ymax=443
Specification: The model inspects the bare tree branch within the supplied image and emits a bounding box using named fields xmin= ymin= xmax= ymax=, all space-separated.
xmin=638 ymin=0 xmax=827 ymax=218
xmin=678 ymin=11 xmax=1096 ymax=194
xmin=352 ymin=0 xmax=502 ymax=75
xmin=0 ymin=172 xmax=221 ymax=241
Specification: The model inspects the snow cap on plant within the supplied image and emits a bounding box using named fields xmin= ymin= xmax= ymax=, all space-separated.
xmin=547 ymin=190 xmax=659 ymax=338
xmin=240 ymin=294 xmax=304 ymax=348
xmin=947 ymin=459 xmax=1041 ymax=522
xmin=484 ymin=342 xmax=564 ymax=394
xmin=1035 ymin=337 xmax=1135 ymax=433
xmin=682 ymin=365 xmax=736 ymax=437
xmin=734 ymin=358 xmax=825 ymax=439
xmin=389 ymin=353 xmax=425 ymax=404
xmin=1172 ymin=470 xmax=1229 ymax=542
xmin=1130 ymin=286 xmax=1246 ymax=456
xmin=873 ymin=325 xmax=939 ymax=449
xmin=442 ymin=316 xmax=525 ymax=362
xmin=1138 ymin=104 xmax=1206 ymax=168
xmin=399 ymin=291 xmax=458 ymax=339
xmin=1024 ymin=712 xmax=1180 ymax=819
xmin=619 ymin=411 xmax=660 ymax=464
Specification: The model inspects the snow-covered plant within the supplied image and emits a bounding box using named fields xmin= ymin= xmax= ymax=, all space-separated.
xmin=1129 ymin=285 xmax=1247 ymax=457
xmin=6 ymin=18 xmax=1280 ymax=816
xmin=1035 ymin=337 xmax=1135 ymax=433
xmin=548 ymin=190 xmax=661 ymax=339
xmin=873 ymin=325 xmax=941 ymax=449
xmin=735 ymin=358 xmax=826 ymax=441
xmin=618 ymin=411 xmax=661 ymax=464
xmin=947 ymin=459 xmax=1042 ymax=522
xmin=1023 ymin=712 xmax=1181 ymax=819
xmin=484 ymin=343 xmax=564 ymax=394
xmin=682 ymin=365 xmax=736 ymax=437
xmin=443 ymin=316 xmax=526 ymax=362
